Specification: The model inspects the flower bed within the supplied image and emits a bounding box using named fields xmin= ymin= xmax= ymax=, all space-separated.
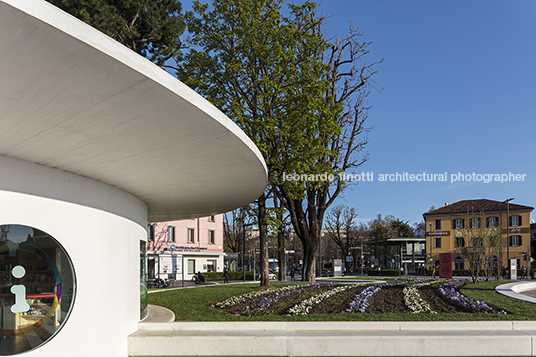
xmin=342 ymin=282 xmax=406 ymax=313
xmin=288 ymin=284 xmax=358 ymax=315
xmin=403 ymin=280 xmax=441 ymax=314
xmin=210 ymin=279 xmax=506 ymax=317
xmin=213 ymin=283 xmax=335 ymax=316
xmin=438 ymin=279 xmax=507 ymax=314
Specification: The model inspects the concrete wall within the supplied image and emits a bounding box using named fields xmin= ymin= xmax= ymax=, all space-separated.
xmin=0 ymin=156 xmax=147 ymax=357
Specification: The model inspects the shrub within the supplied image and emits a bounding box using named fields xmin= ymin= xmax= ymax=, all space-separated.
xmin=203 ymin=271 xmax=255 ymax=281
xmin=426 ymin=269 xmax=471 ymax=276
xmin=367 ymin=269 xmax=401 ymax=276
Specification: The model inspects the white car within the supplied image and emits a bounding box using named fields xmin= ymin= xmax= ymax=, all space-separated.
xmin=269 ymin=271 xmax=277 ymax=280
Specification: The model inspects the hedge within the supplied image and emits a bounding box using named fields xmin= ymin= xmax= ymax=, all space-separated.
xmin=367 ymin=269 xmax=401 ymax=276
xmin=203 ymin=271 xmax=255 ymax=281
xmin=425 ymin=269 xmax=471 ymax=276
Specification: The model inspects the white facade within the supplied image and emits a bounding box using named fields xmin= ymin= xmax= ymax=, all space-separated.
xmin=0 ymin=156 xmax=146 ymax=356
xmin=0 ymin=0 xmax=267 ymax=356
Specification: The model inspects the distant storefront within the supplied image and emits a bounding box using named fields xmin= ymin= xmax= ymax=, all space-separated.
xmin=147 ymin=216 xmax=225 ymax=281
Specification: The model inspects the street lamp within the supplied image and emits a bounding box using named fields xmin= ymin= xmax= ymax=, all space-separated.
xmin=503 ymin=198 xmax=514 ymax=279
xmin=429 ymin=224 xmax=432 ymax=272
xmin=242 ymin=223 xmax=254 ymax=282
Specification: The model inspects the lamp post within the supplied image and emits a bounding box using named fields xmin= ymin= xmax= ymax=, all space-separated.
xmin=503 ymin=198 xmax=514 ymax=276
xmin=429 ymin=224 xmax=432 ymax=272
xmin=242 ymin=223 xmax=254 ymax=282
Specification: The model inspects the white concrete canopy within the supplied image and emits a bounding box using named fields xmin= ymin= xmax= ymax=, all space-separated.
xmin=0 ymin=0 xmax=267 ymax=222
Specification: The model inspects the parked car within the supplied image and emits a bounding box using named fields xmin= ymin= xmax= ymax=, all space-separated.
xmin=256 ymin=270 xmax=278 ymax=280
xmin=322 ymin=269 xmax=334 ymax=277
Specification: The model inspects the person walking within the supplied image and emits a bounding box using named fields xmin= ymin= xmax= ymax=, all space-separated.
xmin=290 ymin=268 xmax=295 ymax=282
xmin=223 ymin=267 xmax=229 ymax=284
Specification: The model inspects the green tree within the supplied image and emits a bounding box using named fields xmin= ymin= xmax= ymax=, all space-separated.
xmin=179 ymin=0 xmax=332 ymax=284
xmin=180 ymin=0 xmax=377 ymax=283
xmin=46 ymin=0 xmax=185 ymax=67
xmin=272 ymin=25 xmax=378 ymax=281
xmin=391 ymin=219 xmax=415 ymax=238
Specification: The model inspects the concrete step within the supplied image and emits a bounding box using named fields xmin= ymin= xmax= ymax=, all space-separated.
xmin=128 ymin=321 xmax=536 ymax=357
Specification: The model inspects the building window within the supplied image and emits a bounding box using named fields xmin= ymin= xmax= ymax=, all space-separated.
xmin=453 ymin=218 xmax=464 ymax=230
xmin=0 ymin=224 xmax=76 ymax=354
xmin=455 ymin=237 xmax=465 ymax=248
xmin=487 ymin=216 xmax=498 ymax=228
xmin=510 ymin=215 xmax=522 ymax=227
xmin=207 ymin=260 xmax=216 ymax=272
xmin=148 ymin=224 xmax=155 ymax=241
xmin=208 ymin=215 xmax=215 ymax=222
xmin=454 ymin=256 xmax=465 ymax=270
xmin=470 ymin=218 xmax=481 ymax=229
xmin=187 ymin=228 xmax=195 ymax=243
xmin=434 ymin=237 xmax=442 ymax=248
xmin=167 ymin=226 xmax=175 ymax=242
xmin=187 ymin=259 xmax=195 ymax=274
xmin=208 ymin=230 xmax=215 ymax=244
xmin=509 ymin=235 xmax=522 ymax=247
xmin=434 ymin=219 xmax=441 ymax=230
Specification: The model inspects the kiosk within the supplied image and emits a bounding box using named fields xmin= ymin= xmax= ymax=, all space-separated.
xmin=0 ymin=0 xmax=267 ymax=355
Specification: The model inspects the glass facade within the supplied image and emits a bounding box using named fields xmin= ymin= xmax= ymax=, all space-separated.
xmin=0 ymin=225 xmax=76 ymax=355
xmin=140 ymin=241 xmax=147 ymax=320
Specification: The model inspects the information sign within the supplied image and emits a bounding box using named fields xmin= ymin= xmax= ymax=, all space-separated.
xmin=439 ymin=253 xmax=452 ymax=279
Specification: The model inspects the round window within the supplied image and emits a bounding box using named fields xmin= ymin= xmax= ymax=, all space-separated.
xmin=0 ymin=225 xmax=75 ymax=355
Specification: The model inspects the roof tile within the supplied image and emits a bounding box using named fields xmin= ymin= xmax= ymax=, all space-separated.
xmin=423 ymin=199 xmax=533 ymax=216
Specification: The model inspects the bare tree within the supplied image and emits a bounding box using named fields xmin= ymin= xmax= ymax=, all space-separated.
xmin=324 ymin=205 xmax=359 ymax=274
xmin=223 ymin=207 xmax=252 ymax=253
xmin=456 ymin=211 xmax=504 ymax=283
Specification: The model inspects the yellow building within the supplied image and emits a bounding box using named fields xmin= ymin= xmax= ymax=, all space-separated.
xmin=423 ymin=199 xmax=533 ymax=274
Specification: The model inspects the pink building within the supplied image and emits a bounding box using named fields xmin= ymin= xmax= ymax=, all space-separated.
xmin=147 ymin=215 xmax=225 ymax=280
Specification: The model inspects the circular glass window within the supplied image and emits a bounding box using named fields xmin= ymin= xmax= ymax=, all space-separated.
xmin=0 ymin=225 xmax=75 ymax=355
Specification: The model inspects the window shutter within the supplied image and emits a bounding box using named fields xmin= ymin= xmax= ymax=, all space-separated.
xmin=519 ymin=215 xmax=522 ymax=226
xmin=519 ymin=236 xmax=523 ymax=246
xmin=509 ymin=216 xmax=512 ymax=226
xmin=508 ymin=236 xmax=512 ymax=246
xmin=453 ymin=219 xmax=456 ymax=229
xmin=462 ymin=219 xmax=465 ymax=228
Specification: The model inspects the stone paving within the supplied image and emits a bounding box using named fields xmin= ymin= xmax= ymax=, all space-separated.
xmin=521 ymin=289 xmax=536 ymax=298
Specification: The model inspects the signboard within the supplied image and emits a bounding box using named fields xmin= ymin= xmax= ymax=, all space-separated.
xmin=333 ymin=259 xmax=343 ymax=277
xmin=346 ymin=256 xmax=353 ymax=262
xmin=510 ymin=258 xmax=517 ymax=280
xmin=439 ymin=253 xmax=452 ymax=279
xmin=426 ymin=231 xmax=449 ymax=236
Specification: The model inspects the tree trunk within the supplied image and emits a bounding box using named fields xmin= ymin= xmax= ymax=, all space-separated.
xmin=258 ymin=193 xmax=270 ymax=286
xmin=302 ymin=239 xmax=317 ymax=281
xmin=278 ymin=230 xmax=286 ymax=281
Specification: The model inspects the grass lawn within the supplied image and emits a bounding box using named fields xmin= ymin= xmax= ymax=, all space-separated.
xmin=147 ymin=280 xmax=536 ymax=322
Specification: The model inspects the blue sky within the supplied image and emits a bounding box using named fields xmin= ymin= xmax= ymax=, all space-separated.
xmin=181 ymin=1 xmax=536 ymax=227
xmin=311 ymin=0 xmax=536 ymax=226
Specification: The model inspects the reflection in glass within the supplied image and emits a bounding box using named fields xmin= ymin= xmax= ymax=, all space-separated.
xmin=140 ymin=240 xmax=147 ymax=320
xmin=0 ymin=225 xmax=76 ymax=355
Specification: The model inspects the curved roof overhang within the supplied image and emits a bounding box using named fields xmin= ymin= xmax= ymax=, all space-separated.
xmin=0 ymin=0 xmax=267 ymax=221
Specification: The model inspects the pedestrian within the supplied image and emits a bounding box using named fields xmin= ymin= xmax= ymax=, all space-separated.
xmin=522 ymin=266 xmax=527 ymax=280
xmin=290 ymin=268 xmax=295 ymax=282
xmin=224 ymin=267 xmax=229 ymax=284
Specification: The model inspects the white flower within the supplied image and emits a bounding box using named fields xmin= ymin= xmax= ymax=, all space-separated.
xmin=287 ymin=284 xmax=358 ymax=315
xmin=212 ymin=284 xmax=302 ymax=308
